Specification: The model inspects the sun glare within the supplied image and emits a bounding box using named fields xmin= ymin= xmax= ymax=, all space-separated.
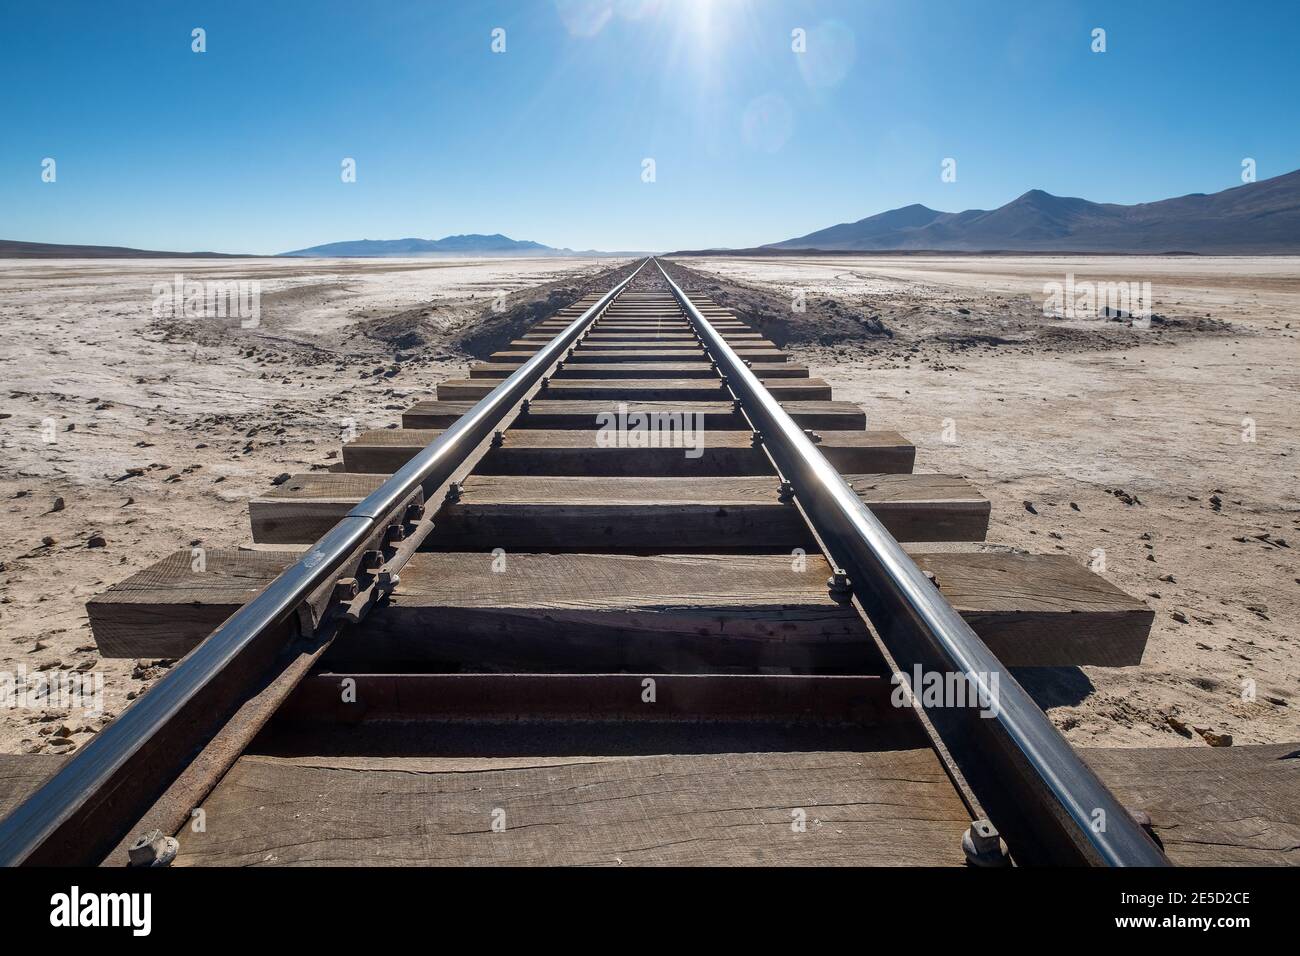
xmin=675 ymin=0 xmax=751 ymax=45
xmin=654 ymin=0 xmax=757 ymax=85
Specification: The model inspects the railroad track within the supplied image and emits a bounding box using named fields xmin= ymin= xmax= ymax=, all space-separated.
xmin=0 ymin=258 xmax=1168 ymax=867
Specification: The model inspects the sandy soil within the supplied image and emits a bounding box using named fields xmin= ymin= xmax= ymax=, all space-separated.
xmin=0 ymin=253 xmax=1294 ymax=757
xmin=679 ymin=255 xmax=1299 ymax=748
xmin=0 ymin=256 xmax=623 ymax=754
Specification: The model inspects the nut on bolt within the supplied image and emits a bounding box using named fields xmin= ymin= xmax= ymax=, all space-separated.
xmin=827 ymin=569 xmax=852 ymax=603
xmin=404 ymin=502 xmax=424 ymax=524
xmin=360 ymin=549 xmax=384 ymax=572
xmin=962 ymin=819 xmax=1009 ymax=867
xmin=334 ymin=577 xmax=360 ymax=602
xmin=127 ymin=829 xmax=178 ymax=868
xmin=384 ymin=524 xmax=405 ymax=546
xmin=444 ymin=482 xmax=463 ymax=503
xmin=778 ymin=480 xmax=795 ymax=504
xmin=491 ymin=430 xmax=505 ymax=448
xmin=1128 ymin=807 xmax=1161 ymax=846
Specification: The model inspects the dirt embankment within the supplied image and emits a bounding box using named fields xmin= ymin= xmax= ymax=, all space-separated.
xmin=666 ymin=256 xmax=1235 ymax=372
xmin=361 ymin=259 xmax=642 ymax=359
xmin=659 ymin=259 xmax=891 ymax=346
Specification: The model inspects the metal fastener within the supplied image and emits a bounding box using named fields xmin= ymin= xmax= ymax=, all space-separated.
xmin=1128 ymin=807 xmax=1160 ymax=846
xmin=962 ymin=819 xmax=1009 ymax=867
xmin=827 ymin=569 xmax=852 ymax=603
xmin=127 ymin=829 xmax=178 ymax=868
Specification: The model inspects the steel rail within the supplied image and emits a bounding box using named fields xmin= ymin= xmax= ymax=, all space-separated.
xmin=0 ymin=258 xmax=650 ymax=866
xmin=654 ymin=258 xmax=1169 ymax=867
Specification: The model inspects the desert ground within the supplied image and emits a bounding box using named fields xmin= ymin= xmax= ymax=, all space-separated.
xmin=0 ymin=256 xmax=623 ymax=753
xmin=0 ymin=253 xmax=1295 ymax=756
xmin=677 ymin=254 xmax=1299 ymax=747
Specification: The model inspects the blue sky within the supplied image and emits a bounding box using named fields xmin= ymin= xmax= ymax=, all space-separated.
xmin=3 ymin=0 xmax=1297 ymax=254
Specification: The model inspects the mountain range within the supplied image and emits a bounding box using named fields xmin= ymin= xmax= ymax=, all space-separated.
xmin=6 ymin=169 xmax=1298 ymax=259
xmin=0 ymin=239 xmax=246 ymax=259
xmin=280 ymin=233 xmax=569 ymax=257
xmin=765 ymin=169 xmax=1300 ymax=254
